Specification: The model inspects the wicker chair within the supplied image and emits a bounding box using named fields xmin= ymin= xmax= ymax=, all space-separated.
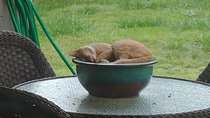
xmin=197 ymin=62 xmax=210 ymax=83
xmin=0 ymin=86 xmax=70 ymax=118
xmin=0 ymin=30 xmax=56 ymax=87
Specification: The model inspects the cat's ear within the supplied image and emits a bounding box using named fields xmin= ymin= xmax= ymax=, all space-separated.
xmin=69 ymin=50 xmax=79 ymax=57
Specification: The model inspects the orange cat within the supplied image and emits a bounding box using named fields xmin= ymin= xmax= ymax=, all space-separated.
xmin=112 ymin=39 xmax=152 ymax=64
xmin=69 ymin=39 xmax=152 ymax=64
xmin=69 ymin=43 xmax=115 ymax=63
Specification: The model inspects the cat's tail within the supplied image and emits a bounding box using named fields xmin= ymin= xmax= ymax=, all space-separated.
xmin=112 ymin=56 xmax=152 ymax=64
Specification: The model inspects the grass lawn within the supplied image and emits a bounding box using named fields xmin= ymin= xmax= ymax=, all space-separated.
xmin=33 ymin=0 xmax=210 ymax=80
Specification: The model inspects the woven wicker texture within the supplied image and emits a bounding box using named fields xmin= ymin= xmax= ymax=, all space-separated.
xmin=0 ymin=30 xmax=56 ymax=87
xmin=197 ymin=62 xmax=210 ymax=83
xmin=0 ymin=86 xmax=70 ymax=118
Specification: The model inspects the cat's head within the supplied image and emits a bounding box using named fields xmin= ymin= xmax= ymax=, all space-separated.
xmin=69 ymin=46 xmax=96 ymax=62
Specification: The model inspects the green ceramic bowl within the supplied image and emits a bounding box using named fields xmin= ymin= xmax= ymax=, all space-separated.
xmin=72 ymin=57 xmax=157 ymax=98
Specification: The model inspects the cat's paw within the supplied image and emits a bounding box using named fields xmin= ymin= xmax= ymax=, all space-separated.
xmin=100 ymin=59 xmax=110 ymax=63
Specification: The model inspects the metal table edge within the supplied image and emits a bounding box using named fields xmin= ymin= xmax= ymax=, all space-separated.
xmin=13 ymin=75 xmax=210 ymax=89
xmin=67 ymin=107 xmax=210 ymax=118
xmin=12 ymin=75 xmax=77 ymax=89
xmin=153 ymin=76 xmax=210 ymax=86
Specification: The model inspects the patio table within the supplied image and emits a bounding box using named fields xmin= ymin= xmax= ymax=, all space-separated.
xmin=13 ymin=76 xmax=210 ymax=118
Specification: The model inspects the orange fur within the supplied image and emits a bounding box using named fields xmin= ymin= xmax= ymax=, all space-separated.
xmin=112 ymin=39 xmax=152 ymax=64
xmin=69 ymin=43 xmax=115 ymax=63
xmin=69 ymin=39 xmax=152 ymax=64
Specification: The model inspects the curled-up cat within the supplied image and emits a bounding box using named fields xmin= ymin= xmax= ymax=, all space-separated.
xmin=69 ymin=43 xmax=115 ymax=63
xmin=69 ymin=39 xmax=152 ymax=64
xmin=112 ymin=39 xmax=152 ymax=64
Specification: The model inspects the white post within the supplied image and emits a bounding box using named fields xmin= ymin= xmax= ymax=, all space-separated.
xmin=0 ymin=0 xmax=15 ymax=31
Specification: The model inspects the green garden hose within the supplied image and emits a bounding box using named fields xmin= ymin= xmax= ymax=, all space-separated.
xmin=6 ymin=0 xmax=76 ymax=75
xmin=6 ymin=0 xmax=39 ymax=46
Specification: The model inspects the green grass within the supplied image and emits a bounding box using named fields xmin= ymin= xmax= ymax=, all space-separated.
xmin=33 ymin=0 xmax=210 ymax=80
xmin=116 ymin=15 xmax=164 ymax=29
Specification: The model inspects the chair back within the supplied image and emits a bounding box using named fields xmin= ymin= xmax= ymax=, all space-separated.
xmin=0 ymin=30 xmax=56 ymax=87
xmin=197 ymin=62 xmax=210 ymax=83
xmin=0 ymin=86 xmax=70 ymax=118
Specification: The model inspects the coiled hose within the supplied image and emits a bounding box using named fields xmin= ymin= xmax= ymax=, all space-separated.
xmin=6 ymin=0 xmax=76 ymax=75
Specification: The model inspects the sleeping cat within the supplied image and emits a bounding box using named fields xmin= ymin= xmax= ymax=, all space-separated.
xmin=69 ymin=39 xmax=152 ymax=64
xmin=112 ymin=39 xmax=152 ymax=64
xmin=69 ymin=43 xmax=115 ymax=63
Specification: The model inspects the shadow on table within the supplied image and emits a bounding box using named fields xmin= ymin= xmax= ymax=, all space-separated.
xmin=77 ymin=94 xmax=153 ymax=116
